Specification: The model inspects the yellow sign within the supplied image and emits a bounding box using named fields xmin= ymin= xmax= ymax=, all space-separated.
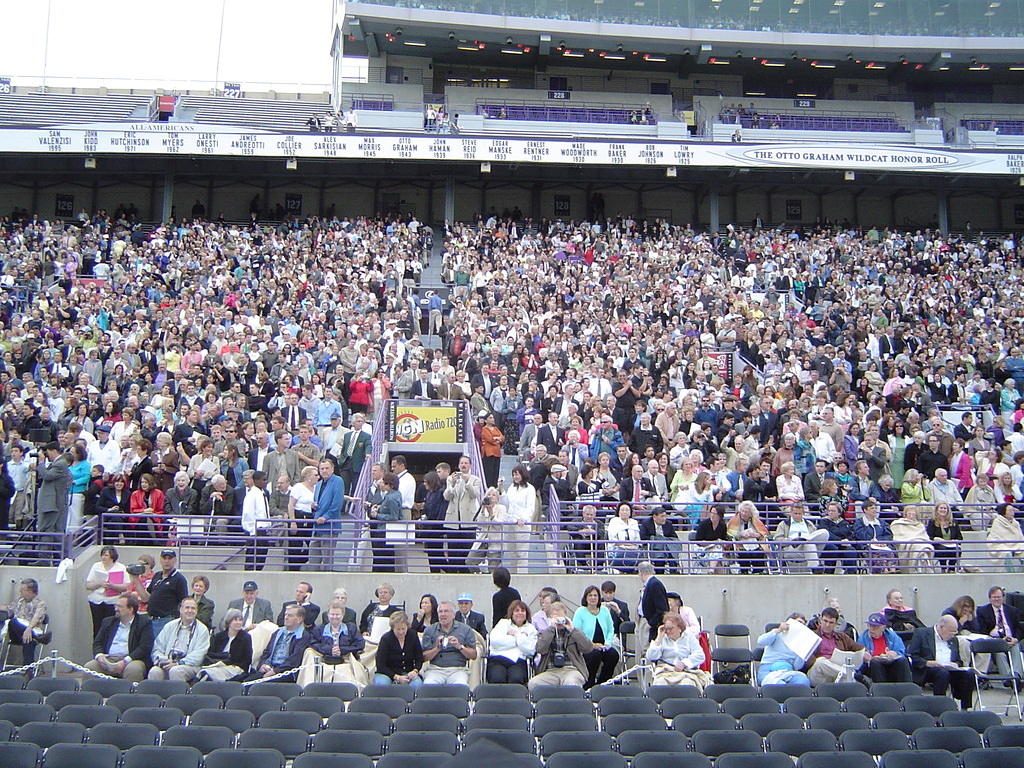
xmin=388 ymin=402 xmax=466 ymax=444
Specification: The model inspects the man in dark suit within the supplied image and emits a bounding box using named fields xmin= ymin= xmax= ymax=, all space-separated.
xmin=84 ymin=594 xmax=153 ymax=682
xmin=334 ymin=414 xmax=371 ymax=490
xmin=802 ymin=460 xmax=831 ymax=504
xmin=279 ymin=394 xmax=308 ymax=432
xmin=975 ymin=586 xmax=1024 ymax=678
xmin=906 ymin=615 xmax=975 ymax=710
xmin=228 ymin=580 xmax=275 ymax=631
xmin=277 ymin=581 xmax=320 ymax=628
xmin=639 ymin=560 xmax=669 ymax=642
xmin=248 ymin=603 xmax=312 ymax=681
xmin=455 ymin=593 xmax=488 ymax=639
xmin=537 ymin=412 xmax=564 ymax=454
xmin=601 ymin=580 xmax=632 ymax=634
xmin=639 ymin=508 xmax=682 ymax=574
xmin=411 ymin=369 xmax=437 ymax=400
xmin=619 ymin=463 xmax=656 ymax=504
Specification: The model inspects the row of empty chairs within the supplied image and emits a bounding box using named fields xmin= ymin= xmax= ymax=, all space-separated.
xmin=730 ymin=113 xmax=905 ymax=132
xmin=0 ymin=92 xmax=153 ymax=126
xmin=479 ymin=104 xmax=653 ymax=125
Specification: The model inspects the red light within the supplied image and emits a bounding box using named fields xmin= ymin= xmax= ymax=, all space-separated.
xmin=524 ymin=47 xmax=531 ymax=52
xmin=478 ymin=43 xmax=485 ymax=49
xmin=914 ymin=63 xmax=924 ymax=70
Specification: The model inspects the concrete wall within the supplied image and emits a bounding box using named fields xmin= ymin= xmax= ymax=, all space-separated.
xmin=8 ymin=546 xmax=1015 ymax=672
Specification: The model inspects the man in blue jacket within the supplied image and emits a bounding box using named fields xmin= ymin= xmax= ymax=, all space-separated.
xmin=310 ymin=459 xmax=347 ymax=571
xmin=858 ymin=612 xmax=913 ymax=682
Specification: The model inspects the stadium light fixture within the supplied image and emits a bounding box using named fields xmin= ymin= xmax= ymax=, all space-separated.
xmin=480 ymin=162 xmax=491 ymax=173
xmin=811 ymin=60 xmax=836 ymax=68
xmin=968 ymin=62 xmax=989 ymax=71
xmin=708 ymin=57 xmax=729 ymax=65
xmin=285 ymin=158 xmax=297 ymax=170
xmin=601 ymin=52 xmax=626 ymax=60
xmin=84 ymin=157 xmax=97 ymax=169
xmin=928 ymin=51 xmax=952 ymax=71
xmin=457 ymin=44 xmax=478 ymax=51
xmin=745 ymin=91 xmax=766 ymax=96
xmin=562 ymin=50 xmax=584 ymax=57
xmin=666 ymin=167 xmax=678 ymax=178
xmin=760 ymin=59 xmax=785 ymax=67
xmin=403 ymin=40 xmax=427 ymax=46
xmin=697 ymin=43 xmax=713 ymax=64
xmin=1009 ymin=64 xmax=1024 ymax=71
xmin=864 ymin=62 xmax=886 ymax=69
xmin=501 ymin=47 xmax=524 ymax=54
xmin=643 ymin=54 xmax=667 ymax=62
xmin=844 ymin=171 xmax=855 ymax=181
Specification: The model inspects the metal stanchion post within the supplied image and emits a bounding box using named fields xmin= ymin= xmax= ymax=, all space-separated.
xmin=49 ymin=649 xmax=59 ymax=678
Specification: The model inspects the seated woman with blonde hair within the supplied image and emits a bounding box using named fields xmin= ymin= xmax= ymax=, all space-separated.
xmin=644 ymin=613 xmax=710 ymax=690
xmin=987 ymin=503 xmax=1024 ymax=571
xmin=890 ymin=505 xmax=935 ymax=573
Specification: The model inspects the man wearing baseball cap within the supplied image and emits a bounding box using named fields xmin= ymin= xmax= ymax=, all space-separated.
xmin=455 ymin=593 xmax=488 ymax=639
xmin=857 ymin=612 xmax=913 ymax=683
xmin=228 ymin=580 xmax=274 ymax=630
xmin=130 ymin=549 xmax=188 ymax=636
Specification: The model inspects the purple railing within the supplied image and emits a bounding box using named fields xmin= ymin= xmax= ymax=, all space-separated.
xmin=730 ymin=114 xmax=905 ymax=132
xmin=963 ymin=119 xmax=1024 ymax=135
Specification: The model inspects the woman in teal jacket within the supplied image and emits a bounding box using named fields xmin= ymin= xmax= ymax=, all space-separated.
xmin=572 ymin=585 xmax=618 ymax=688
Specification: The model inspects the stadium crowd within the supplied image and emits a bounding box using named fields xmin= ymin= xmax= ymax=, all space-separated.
xmin=0 ymin=208 xmax=1022 ymax=576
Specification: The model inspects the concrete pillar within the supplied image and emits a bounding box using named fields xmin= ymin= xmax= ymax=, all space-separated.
xmin=160 ymin=173 xmax=174 ymax=223
xmin=709 ymin=189 xmax=720 ymax=232
xmin=444 ymin=175 xmax=455 ymax=224
xmin=937 ymin=192 xmax=949 ymax=235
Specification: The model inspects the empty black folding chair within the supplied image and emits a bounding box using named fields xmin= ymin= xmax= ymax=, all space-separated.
xmin=691 ymin=729 xmax=764 ymax=757
xmin=0 ymin=702 xmax=53 ymax=726
xmin=15 ymin=721 xmax=85 ymax=748
xmin=533 ymin=714 xmax=597 ymax=738
xmin=0 ymin=720 xmax=12 ymax=741
xmin=805 ymin=712 xmax=870 ymax=738
xmin=705 ymin=684 xmax=758 ymax=703
xmin=417 ymin=684 xmax=471 ymax=700
xmin=326 ymin=712 xmax=392 ymax=735
xmin=376 ymin=754 xmax=452 ymax=768
xmin=360 ymin=685 xmax=415 ymax=702
xmin=472 ymin=699 xmax=534 ymax=718
xmin=80 ymin=677 xmax=134 ymax=698
xmin=466 ymin=713 xmax=530 ymax=732
xmin=738 ymin=713 xmax=803 ymax=736
xmin=55 ymin=703 xmax=119 ymax=727
xmin=260 ymin=710 xmax=324 ymax=734
xmin=962 ymin=747 xmax=1024 ymax=768
xmin=877 ymin=751 xmax=959 ymax=768
xmin=25 ymin=678 xmax=77 ymax=696
xmin=539 ymin=731 xmax=613 ymax=757
xmin=971 ymin=637 xmax=1023 ymax=720
xmin=87 ymin=722 xmax=160 ymax=750
xmin=715 ymin=755 xmax=800 ymax=768
xmin=872 ymin=711 xmax=934 ymax=735
xmin=601 ymin=713 xmax=666 ymax=737
xmin=349 ymin=697 xmax=407 ymax=718
xmin=189 ymin=680 xmax=245 ymax=702
xmin=670 ymin=713 xmax=737 ymax=737
xmin=395 ymin=713 xmax=460 ymax=734
xmin=225 ymin=695 xmax=283 ymax=719
xmin=247 ymin=682 xmax=302 ymax=701
xmin=0 ymin=742 xmax=39 ymax=768
xmin=121 ymin=745 xmax=203 ymax=768
xmin=106 ymin=693 xmax=162 ymax=713
xmin=189 ymin=708 xmax=254 ymax=733
xmin=387 ymin=731 xmax=459 ymax=755
xmin=765 ymin=728 xmax=836 ymax=756
xmin=938 ymin=709 xmax=1001 ymax=733
xmin=814 ymin=682 xmax=868 ymax=702
xmin=661 ymin=699 xmax=720 ymax=717
xmin=238 ymin=727 xmax=311 ymax=758
xmin=546 ymin=751 xmax=627 ymax=768
xmin=120 ymin=706 xmax=184 ymax=730
xmin=868 ymin=683 xmax=920 ymax=700
xmin=286 ymin=696 xmax=344 ymax=718
xmin=46 ymin=690 xmax=102 ymax=709
xmin=615 ymin=729 xmax=689 ymax=757
xmin=0 ymin=676 xmax=28 ymax=690
xmin=784 ymin=696 xmax=841 ymax=718
xmin=911 ymin=725 xmax=981 ymax=753
xmin=648 ymin=685 xmax=701 ymax=704
xmin=164 ymin=693 xmax=224 ymax=716
xmin=409 ymin=697 xmax=470 ymax=717
xmin=901 ymin=694 xmax=957 ymax=718
xmin=43 ymin=742 xmax=119 ymax=768
xmin=760 ymin=684 xmax=813 ymax=703
xmin=301 ymin=682 xmax=359 ymax=701
xmin=632 ymin=755 xmax=711 ymax=768
xmin=535 ymin=699 xmax=593 ymax=716
xmin=0 ymin=690 xmax=42 ymax=705
xmin=204 ymin=748 xmax=284 ymax=768
xmin=462 ymin=729 xmax=536 ymax=753
xmin=312 ymin=730 xmax=384 ymax=756
xmin=529 ymin=685 xmax=587 ymax=702
xmin=843 ymin=695 xmax=900 ymax=718
xmin=723 ymin=699 xmax=779 ymax=718
xmin=473 ymin=684 xmax=530 ymax=700
xmin=797 ymin=752 xmax=876 ymax=768
xmin=162 ymin=724 xmax=235 ymax=753
xmin=134 ymin=679 xmax=188 ymax=698
xmin=838 ymin=728 xmax=908 ymax=756
xmin=986 ymin=724 xmax=1024 ymax=747
xmin=597 ymin=697 xmax=659 ymax=716
xmin=295 ymin=754 xmax=372 ymax=768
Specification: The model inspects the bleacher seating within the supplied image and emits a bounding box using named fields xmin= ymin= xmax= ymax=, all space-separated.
xmin=479 ymin=104 xmax=655 ymax=125
xmin=175 ymin=95 xmax=331 ymax=133
xmin=351 ymin=98 xmax=394 ymax=111
xmin=732 ymin=113 xmax=904 ymax=132
xmin=963 ymin=119 xmax=1024 ymax=135
xmin=0 ymin=92 xmax=153 ymax=127
xmin=0 ymin=675 xmax=1018 ymax=767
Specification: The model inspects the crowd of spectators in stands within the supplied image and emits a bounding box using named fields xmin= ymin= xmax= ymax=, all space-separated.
xmin=0 ymin=205 xmax=1021 ymax=575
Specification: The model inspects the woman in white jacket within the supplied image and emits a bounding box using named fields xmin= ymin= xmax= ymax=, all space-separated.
xmin=644 ymin=613 xmax=709 ymax=690
xmin=486 ymin=600 xmax=538 ymax=685
xmin=501 ymin=465 xmax=538 ymax=572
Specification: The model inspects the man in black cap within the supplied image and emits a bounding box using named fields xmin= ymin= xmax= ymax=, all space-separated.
xmin=130 ymin=549 xmax=188 ymax=636
xmin=228 ymin=580 xmax=274 ymax=631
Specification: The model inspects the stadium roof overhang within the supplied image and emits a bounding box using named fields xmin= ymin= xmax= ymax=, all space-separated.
xmin=342 ymin=1 xmax=1024 ymax=74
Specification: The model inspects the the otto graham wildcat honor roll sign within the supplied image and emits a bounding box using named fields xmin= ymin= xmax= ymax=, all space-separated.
xmin=388 ymin=401 xmax=467 ymax=444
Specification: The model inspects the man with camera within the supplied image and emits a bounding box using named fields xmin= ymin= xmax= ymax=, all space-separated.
xmin=529 ymin=601 xmax=594 ymax=689
xmin=148 ymin=596 xmax=209 ymax=681
xmin=130 ymin=549 xmax=188 ymax=636
xmin=421 ymin=600 xmax=478 ymax=685
xmin=86 ymin=594 xmax=153 ymax=682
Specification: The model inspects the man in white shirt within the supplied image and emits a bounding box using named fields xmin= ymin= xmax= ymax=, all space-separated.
xmin=391 ymin=455 xmax=416 ymax=518
xmin=241 ymin=471 xmax=272 ymax=571
xmin=88 ymin=424 xmax=123 ymax=476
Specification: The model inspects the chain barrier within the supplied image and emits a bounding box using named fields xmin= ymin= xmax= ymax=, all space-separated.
xmin=240 ymin=662 xmax=318 ymax=686
xmin=0 ymin=652 xmax=115 ymax=680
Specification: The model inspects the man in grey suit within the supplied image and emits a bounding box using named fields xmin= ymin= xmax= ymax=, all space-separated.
xmin=37 ymin=442 xmax=71 ymax=534
xmin=228 ymin=580 xmax=275 ymax=631
xmin=265 ymin=430 xmax=302 ymax=485
xmin=518 ymin=412 xmax=544 ymax=461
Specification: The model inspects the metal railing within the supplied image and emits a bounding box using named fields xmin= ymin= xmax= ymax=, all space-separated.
xmin=0 ymin=501 xmax=1010 ymax=574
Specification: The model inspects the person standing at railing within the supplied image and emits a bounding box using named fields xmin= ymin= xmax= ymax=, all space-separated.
xmin=35 ymin=441 xmax=71 ymax=550
xmin=241 ymin=470 xmax=273 ymax=571
xmin=444 ymin=455 xmax=482 ymax=574
xmin=310 ymin=459 xmax=347 ymax=571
